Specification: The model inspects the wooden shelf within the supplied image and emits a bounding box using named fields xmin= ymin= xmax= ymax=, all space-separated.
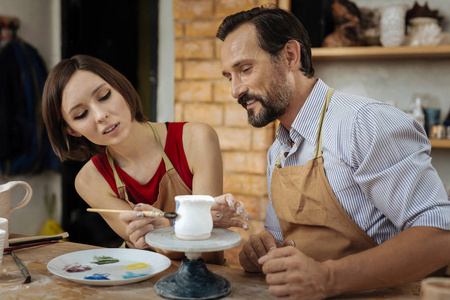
xmin=429 ymin=139 xmax=450 ymax=149
xmin=310 ymin=44 xmax=450 ymax=149
xmin=311 ymin=45 xmax=450 ymax=60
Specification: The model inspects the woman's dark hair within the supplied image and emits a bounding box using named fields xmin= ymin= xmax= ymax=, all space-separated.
xmin=216 ymin=4 xmax=314 ymax=78
xmin=42 ymin=55 xmax=146 ymax=161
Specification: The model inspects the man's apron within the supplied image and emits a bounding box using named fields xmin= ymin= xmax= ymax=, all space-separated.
xmin=107 ymin=122 xmax=192 ymax=222
xmin=271 ymin=89 xmax=378 ymax=262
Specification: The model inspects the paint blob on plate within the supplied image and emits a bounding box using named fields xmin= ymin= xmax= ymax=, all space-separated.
xmin=90 ymin=255 xmax=120 ymax=265
xmin=122 ymin=271 xmax=150 ymax=279
xmin=122 ymin=263 xmax=150 ymax=270
xmin=63 ymin=263 xmax=92 ymax=273
xmin=84 ymin=273 xmax=111 ymax=280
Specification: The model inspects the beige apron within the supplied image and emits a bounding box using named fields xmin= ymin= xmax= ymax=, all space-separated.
xmin=271 ymin=89 xmax=378 ymax=262
xmin=107 ymin=122 xmax=192 ymax=220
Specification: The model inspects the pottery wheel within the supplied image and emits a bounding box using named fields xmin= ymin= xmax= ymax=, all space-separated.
xmin=145 ymin=227 xmax=242 ymax=300
xmin=145 ymin=227 xmax=241 ymax=254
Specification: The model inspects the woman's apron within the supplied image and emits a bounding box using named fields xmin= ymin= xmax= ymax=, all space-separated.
xmin=271 ymin=88 xmax=378 ymax=262
xmin=107 ymin=122 xmax=192 ymax=221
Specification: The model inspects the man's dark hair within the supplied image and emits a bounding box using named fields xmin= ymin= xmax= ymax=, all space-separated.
xmin=216 ymin=4 xmax=314 ymax=78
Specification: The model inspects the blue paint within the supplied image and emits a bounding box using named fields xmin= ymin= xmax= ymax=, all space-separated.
xmin=173 ymin=200 xmax=180 ymax=227
xmin=84 ymin=273 xmax=111 ymax=280
xmin=122 ymin=271 xmax=150 ymax=279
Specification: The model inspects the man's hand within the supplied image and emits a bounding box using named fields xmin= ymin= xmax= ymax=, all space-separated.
xmin=212 ymin=193 xmax=250 ymax=230
xmin=258 ymin=246 xmax=331 ymax=300
xmin=119 ymin=203 xmax=170 ymax=249
xmin=239 ymin=231 xmax=294 ymax=273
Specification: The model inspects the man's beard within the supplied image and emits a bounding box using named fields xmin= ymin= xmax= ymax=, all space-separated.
xmin=238 ymin=65 xmax=292 ymax=128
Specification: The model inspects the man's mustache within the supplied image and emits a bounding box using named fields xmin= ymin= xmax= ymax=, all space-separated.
xmin=238 ymin=93 xmax=263 ymax=108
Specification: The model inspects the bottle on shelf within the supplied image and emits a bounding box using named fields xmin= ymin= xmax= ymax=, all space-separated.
xmin=443 ymin=110 xmax=450 ymax=139
xmin=409 ymin=97 xmax=425 ymax=128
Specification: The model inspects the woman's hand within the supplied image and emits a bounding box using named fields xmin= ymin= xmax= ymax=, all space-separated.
xmin=212 ymin=193 xmax=250 ymax=230
xmin=119 ymin=203 xmax=170 ymax=249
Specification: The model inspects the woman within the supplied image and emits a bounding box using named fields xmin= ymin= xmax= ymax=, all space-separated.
xmin=42 ymin=55 xmax=249 ymax=263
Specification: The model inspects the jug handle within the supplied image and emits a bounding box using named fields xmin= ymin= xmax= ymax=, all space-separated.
xmin=9 ymin=181 xmax=33 ymax=212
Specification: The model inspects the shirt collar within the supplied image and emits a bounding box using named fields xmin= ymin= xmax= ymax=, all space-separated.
xmin=276 ymin=79 xmax=330 ymax=147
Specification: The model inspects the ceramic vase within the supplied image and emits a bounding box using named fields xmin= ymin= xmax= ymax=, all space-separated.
xmin=407 ymin=17 xmax=442 ymax=46
xmin=174 ymin=195 xmax=215 ymax=240
xmin=380 ymin=4 xmax=407 ymax=47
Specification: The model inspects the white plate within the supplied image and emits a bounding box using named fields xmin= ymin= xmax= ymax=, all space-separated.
xmin=47 ymin=248 xmax=171 ymax=286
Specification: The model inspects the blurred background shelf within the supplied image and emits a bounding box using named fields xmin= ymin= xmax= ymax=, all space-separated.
xmin=430 ymin=139 xmax=450 ymax=148
xmin=311 ymin=45 xmax=450 ymax=60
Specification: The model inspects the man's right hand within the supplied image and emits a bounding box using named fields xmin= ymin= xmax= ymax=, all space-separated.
xmin=239 ymin=230 xmax=294 ymax=272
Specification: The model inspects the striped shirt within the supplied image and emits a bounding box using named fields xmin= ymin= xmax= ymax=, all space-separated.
xmin=265 ymin=79 xmax=450 ymax=244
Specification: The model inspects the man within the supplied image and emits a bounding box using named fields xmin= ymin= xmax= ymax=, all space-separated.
xmin=217 ymin=5 xmax=450 ymax=300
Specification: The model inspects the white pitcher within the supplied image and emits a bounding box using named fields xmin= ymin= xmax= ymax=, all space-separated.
xmin=0 ymin=181 xmax=33 ymax=238
xmin=174 ymin=195 xmax=214 ymax=240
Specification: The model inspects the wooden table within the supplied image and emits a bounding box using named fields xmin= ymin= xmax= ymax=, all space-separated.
xmin=0 ymin=241 xmax=421 ymax=299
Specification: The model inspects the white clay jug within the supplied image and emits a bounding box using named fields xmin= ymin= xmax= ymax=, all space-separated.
xmin=0 ymin=181 xmax=33 ymax=237
xmin=174 ymin=195 xmax=215 ymax=240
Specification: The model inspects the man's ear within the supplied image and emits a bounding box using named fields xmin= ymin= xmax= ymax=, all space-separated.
xmin=284 ymin=40 xmax=301 ymax=71
xmin=65 ymin=126 xmax=82 ymax=137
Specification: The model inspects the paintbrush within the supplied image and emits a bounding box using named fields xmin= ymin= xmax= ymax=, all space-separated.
xmin=5 ymin=240 xmax=59 ymax=252
xmin=10 ymin=251 xmax=31 ymax=283
xmin=9 ymin=232 xmax=69 ymax=247
xmin=87 ymin=208 xmax=178 ymax=219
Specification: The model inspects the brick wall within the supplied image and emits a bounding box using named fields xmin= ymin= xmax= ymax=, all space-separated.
xmin=173 ymin=0 xmax=287 ymax=268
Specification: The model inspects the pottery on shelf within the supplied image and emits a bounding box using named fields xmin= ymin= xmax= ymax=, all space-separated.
xmin=406 ymin=17 xmax=442 ymax=46
xmin=174 ymin=195 xmax=215 ymax=240
xmin=380 ymin=4 xmax=407 ymax=47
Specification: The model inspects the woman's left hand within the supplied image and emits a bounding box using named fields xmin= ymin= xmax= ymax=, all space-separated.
xmin=212 ymin=193 xmax=250 ymax=230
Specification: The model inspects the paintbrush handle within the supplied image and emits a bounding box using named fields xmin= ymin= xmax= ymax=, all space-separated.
xmin=9 ymin=235 xmax=65 ymax=247
xmin=9 ymin=232 xmax=69 ymax=245
xmin=142 ymin=211 xmax=165 ymax=218
xmin=10 ymin=251 xmax=31 ymax=283
xmin=86 ymin=208 xmax=176 ymax=218
xmin=5 ymin=240 xmax=59 ymax=252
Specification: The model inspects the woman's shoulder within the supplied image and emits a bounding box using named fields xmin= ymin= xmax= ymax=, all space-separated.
xmin=181 ymin=122 xmax=220 ymax=161
xmin=182 ymin=122 xmax=218 ymax=140
xmin=75 ymin=160 xmax=106 ymax=194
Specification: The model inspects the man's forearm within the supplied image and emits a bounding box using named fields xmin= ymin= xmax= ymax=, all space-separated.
xmin=323 ymin=226 xmax=450 ymax=297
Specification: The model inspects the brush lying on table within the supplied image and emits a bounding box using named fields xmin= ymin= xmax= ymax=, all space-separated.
xmin=5 ymin=240 xmax=59 ymax=252
xmin=9 ymin=232 xmax=69 ymax=247
xmin=10 ymin=251 xmax=31 ymax=284
xmin=86 ymin=208 xmax=178 ymax=219
xmin=5 ymin=232 xmax=69 ymax=252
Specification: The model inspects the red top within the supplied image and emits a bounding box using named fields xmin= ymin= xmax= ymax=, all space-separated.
xmin=91 ymin=122 xmax=193 ymax=204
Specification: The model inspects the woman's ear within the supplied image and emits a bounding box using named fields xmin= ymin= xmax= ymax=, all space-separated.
xmin=65 ymin=126 xmax=82 ymax=137
xmin=284 ymin=40 xmax=301 ymax=71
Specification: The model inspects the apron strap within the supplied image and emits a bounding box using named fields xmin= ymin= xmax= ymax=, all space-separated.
xmin=148 ymin=122 xmax=174 ymax=172
xmin=275 ymin=88 xmax=334 ymax=165
xmin=106 ymin=148 xmax=134 ymax=208
xmin=314 ymin=88 xmax=334 ymax=158
xmin=105 ymin=122 xmax=175 ymax=205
